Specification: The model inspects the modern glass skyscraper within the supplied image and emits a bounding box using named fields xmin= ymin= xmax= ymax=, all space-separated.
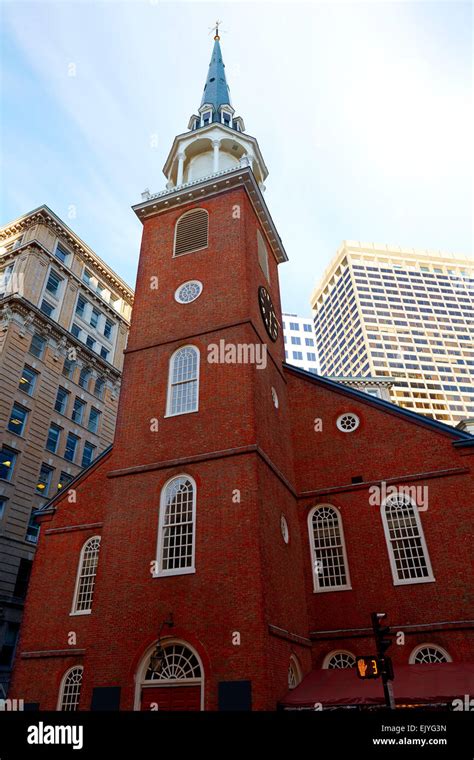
xmin=310 ymin=242 xmax=473 ymax=426
xmin=282 ymin=314 xmax=319 ymax=373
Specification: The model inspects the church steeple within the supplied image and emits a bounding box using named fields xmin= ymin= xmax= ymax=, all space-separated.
xmin=200 ymin=35 xmax=232 ymax=116
xmin=162 ymin=31 xmax=268 ymax=192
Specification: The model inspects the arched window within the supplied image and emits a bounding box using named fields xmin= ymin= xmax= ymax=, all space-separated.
xmin=71 ymin=536 xmax=101 ymax=614
xmin=173 ymin=209 xmax=209 ymax=257
xmin=308 ymin=505 xmax=351 ymax=592
xmin=156 ymin=476 xmax=196 ymax=576
xmin=409 ymin=644 xmax=451 ymax=664
xmin=166 ymin=346 xmax=199 ymax=417
xmin=323 ymin=651 xmax=356 ymax=669
xmin=381 ymin=492 xmax=434 ymax=585
xmin=288 ymin=655 xmax=302 ymax=689
xmin=94 ymin=376 xmax=106 ymax=399
xmin=58 ymin=666 xmax=83 ymax=711
xmin=136 ymin=639 xmax=203 ymax=710
xmin=78 ymin=367 xmax=91 ymax=390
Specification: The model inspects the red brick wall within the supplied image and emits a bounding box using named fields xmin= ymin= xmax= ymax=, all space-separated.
xmin=9 ymin=184 xmax=473 ymax=711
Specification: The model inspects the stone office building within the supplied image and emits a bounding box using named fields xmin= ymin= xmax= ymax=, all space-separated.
xmin=0 ymin=205 xmax=133 ymax=694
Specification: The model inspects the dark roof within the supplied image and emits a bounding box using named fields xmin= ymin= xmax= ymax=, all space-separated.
xmin=283 ymin=362 xmax=473 ymax=442
xmin=200 ymin=38 xmax=232 ymax=112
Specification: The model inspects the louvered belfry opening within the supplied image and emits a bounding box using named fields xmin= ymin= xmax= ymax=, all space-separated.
xmin=174 ymin=209 xmax=209 ymax=256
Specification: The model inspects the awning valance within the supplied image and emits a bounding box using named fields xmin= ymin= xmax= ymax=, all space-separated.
xmin=280 ymin=663 xmax=474 ymax=708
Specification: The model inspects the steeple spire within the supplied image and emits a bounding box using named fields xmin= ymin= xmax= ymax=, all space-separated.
xmin=163 ymin=32 xmax=268 ymax=192
xmin=200 ymin=32 xmax=232 ymax=112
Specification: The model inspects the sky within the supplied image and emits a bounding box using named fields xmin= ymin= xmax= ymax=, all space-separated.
xmin=1 ymin=0 xmax=472 ymax=315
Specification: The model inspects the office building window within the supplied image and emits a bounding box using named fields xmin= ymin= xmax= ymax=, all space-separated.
xmin=78 ymin=368 xmax=91 ymax=390
xmin=40 ymin=299 xmax=55 ymax=317
xmin=26 ymin=510 xmax=40 ymax=544
xmin=64 ymin=433 xmax=79 ymax=462
xmin=90 ymin=309 xmax=100 ymax=328
xmin=55 ymin=244 xmax=69 ymax=263
xmin=72 ymin=398 xmax=86 ymax=425
xmin=104 ymin=319 xmax=113 ymax=339
xmin=46 ymin=424 xmax=61 ymax=454
xmin=55 ymin=387 xmax=70 ymax=415
xmin=88 ymin=408 xmax=101 ymax=434
xmin=29 ymin=334 xmax=46 ymax=359
xmin=0 ymin=447 xmax=17 ymax=481
xmin=76 ymin=296 xmax=87 ymax=317
xmin=82 ymin=442 xmax=96 ymax=468
xmin=19 ymin=366 xmax=38 ymax=396
xmin=36 ymin=464 xmax=54 ymax=496
xmin=46 ymin=270 xmax=63 ymax=296
xmin=63 ymin=358 xmax=75 ymax=379
xmin=57 ymin=471 xmax=74 ymax=492
xmin=8 ymin=404 xmax=28 ymax=436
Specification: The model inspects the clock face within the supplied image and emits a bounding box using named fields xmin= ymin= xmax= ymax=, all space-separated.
xmin=258 ymin=286 xmax=279 ymax=342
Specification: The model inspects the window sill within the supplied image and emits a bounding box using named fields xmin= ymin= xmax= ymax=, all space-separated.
xmin=313 ymin=586 xmax=352 ymax=594
xmin=69 ymin=610 xmax=92 ymax=617
xmin=152 ymin=568 xmax=196 ymax=578
xmin=392 ymin=576 xmax=436 ymax=586
xmin=164 ymin=409 xmax=199 ymax=419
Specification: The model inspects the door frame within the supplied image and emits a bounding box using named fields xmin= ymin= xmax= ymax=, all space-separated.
xmin=134 ymin=638 xmax=205 ymax=711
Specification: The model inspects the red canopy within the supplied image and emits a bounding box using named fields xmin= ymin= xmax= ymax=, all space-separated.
xmin=281 ymin=663 xmax=474 ymax=708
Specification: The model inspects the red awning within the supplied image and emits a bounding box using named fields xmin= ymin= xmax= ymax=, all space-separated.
xmin=281 ymin=663 xmax=474 ymax=708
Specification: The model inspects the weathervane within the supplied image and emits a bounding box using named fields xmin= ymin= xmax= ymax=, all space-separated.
xmin=209 ymin=19 xmax=222 ymax=40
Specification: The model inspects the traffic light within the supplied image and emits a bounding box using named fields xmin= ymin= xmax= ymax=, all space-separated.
xmin=371 ymin=612 xmax=392 ymax=657
xmin=356 ymin=656 xmax=381 ymax=680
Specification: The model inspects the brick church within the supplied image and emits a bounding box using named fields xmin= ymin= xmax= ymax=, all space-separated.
xmin=10 ymin=33 xmax=474 ymax=711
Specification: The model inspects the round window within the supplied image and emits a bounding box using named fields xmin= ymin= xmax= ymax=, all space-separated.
xmin=280 ymin=514 xmax=289 ymax=544
xmin=271 ymin=387 xmax=279 ymax=409
xmin=175 ymin=280 xmax=203 ymax=304
xmin=336 ymin=413 xmax=360 ymax=433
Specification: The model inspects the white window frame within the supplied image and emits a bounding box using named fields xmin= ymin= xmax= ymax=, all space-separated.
xmin=322 ymin=650 xmax=356 ymax=669
xmin=155 ymin=475 xmax=197 ymax=578
xmin=409 ymin=643 xmax=452 ymax=664
xmin=288 ymin=654 xmax=302 ymax=689
xmin=174 ymin=280 xmax=203 ymax=304
xmin=54 ymin=242 xmax=71 ymax=265
xmin=173 ymin=209 xmax=209 ymax=258
xmin=57 ymin=665 xmax=83 ymax=711
xmin=221 ymin=108 xmax=233 ymax=127
xmin=70 ymin=535 xmax=101 ymax=615
xmin=336 ymin=413 xmax=360 ymax=432
xmin=165 ymin=345 xmax=200 ymax=417
xmin=308 ymin=504 xmax=352 ymax=593
xmin=39 ymin=265 xmax=66 ymax=319
xmin=381 ymin=492 xmax=435 ymax=586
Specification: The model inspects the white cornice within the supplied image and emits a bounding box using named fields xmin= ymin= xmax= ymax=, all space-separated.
xmin=132 ymin=166 xmax=288 ymax=264
xmin=0 ymin=205 xmax=134 ymax=303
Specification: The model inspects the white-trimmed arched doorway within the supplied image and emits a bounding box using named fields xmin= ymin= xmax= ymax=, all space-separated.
xmin=135 ymin=639 xmax=204 ymax=711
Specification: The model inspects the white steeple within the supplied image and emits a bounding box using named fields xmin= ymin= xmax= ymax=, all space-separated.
xmin=162 ymin=29 xmax=268 ymax=191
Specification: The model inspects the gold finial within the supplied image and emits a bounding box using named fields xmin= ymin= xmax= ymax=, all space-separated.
xmin=213 ymin=19 xmax=221 ymax=40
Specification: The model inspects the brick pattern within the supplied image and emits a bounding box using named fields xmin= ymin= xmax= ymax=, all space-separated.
xmin=9 ymin=187 xmax=474 ymax=710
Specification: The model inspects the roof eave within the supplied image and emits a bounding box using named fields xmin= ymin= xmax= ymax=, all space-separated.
xmin=132 ymin=166 xmax=288 ymax=264
xmin=283 ymin=362 xmax=473 ymax=442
